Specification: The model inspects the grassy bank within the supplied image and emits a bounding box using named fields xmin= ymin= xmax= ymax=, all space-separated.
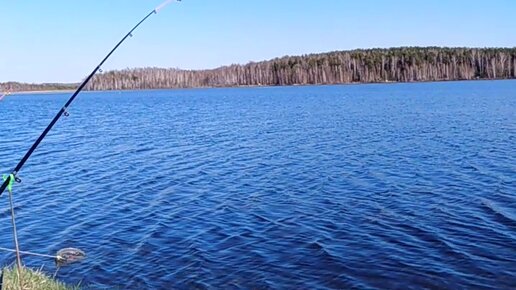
xmin=1 ymin=266 xmax=78 ymax=290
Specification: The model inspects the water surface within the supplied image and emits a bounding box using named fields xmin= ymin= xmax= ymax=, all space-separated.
xmin=0 ymin=81 xmax=515 ymax=289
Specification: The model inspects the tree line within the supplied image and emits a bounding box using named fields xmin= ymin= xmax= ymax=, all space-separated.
xmin=86 ymin=47 xmax=516 ymax=90
xmin=0 ymin=82 xmax=75 ymax=93
xmin=2 ymin=47 xmax=515 ymax=92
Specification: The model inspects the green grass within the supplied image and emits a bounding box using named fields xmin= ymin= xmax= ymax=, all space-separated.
xmin=1 ymin=266 xmax=79 ymax=290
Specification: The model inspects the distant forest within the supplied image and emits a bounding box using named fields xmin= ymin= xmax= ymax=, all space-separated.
xmin=0 ymin=82 xmax=75 ymax=93
xmin=2 ymin=47 xmax=515 ymax=92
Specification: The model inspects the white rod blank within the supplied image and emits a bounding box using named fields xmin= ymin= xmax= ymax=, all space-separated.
xmin=155 ymin=0 xmax=178 ymax=13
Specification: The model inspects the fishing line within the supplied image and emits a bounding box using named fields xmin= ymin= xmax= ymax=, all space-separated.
xmin=0 ymin=247 xmax=85 ymax=264
xmin=0 ymin=247 xmax=58 ymax=260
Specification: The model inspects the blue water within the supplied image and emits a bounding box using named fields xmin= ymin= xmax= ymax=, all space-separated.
xmin=0 ymin=81 xmax=515 ymax=289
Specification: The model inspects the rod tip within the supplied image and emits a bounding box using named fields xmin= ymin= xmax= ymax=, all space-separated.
xmin=154 ymin=0 xmax=179 ymax=14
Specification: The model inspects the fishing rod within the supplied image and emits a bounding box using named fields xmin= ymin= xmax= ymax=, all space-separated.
xmin=0 ymin=0 xmax=181 ymax=196
xmin=0 ymin=91 xmax=10 ymax=101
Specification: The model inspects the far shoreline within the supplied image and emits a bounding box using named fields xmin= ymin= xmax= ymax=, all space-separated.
xmin=7 ymin=78 xmax=516 ymax=96
xmin=11 ymin=90 xmax=75 ymax=95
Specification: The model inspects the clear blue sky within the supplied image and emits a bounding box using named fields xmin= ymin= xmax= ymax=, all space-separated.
xmin=1 ymin=0 xmax=515 ymax=83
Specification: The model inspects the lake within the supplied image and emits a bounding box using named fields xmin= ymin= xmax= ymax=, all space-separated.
xmin=0 ymin=81 xmax=515 ymax=289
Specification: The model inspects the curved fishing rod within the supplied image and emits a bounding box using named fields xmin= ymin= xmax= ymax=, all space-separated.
xmin=0 ymin=91 xmax=10 ymax=101
xmin=0 ymin=0 xmax=181 ymax=196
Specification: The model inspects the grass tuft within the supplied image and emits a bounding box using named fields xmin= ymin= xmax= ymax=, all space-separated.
xmin=1 ymin=266 xmax=79 ymax=290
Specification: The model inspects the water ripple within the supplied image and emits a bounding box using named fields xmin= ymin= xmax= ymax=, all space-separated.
xmin=0 ymin=81 xmax=515 ymax=289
